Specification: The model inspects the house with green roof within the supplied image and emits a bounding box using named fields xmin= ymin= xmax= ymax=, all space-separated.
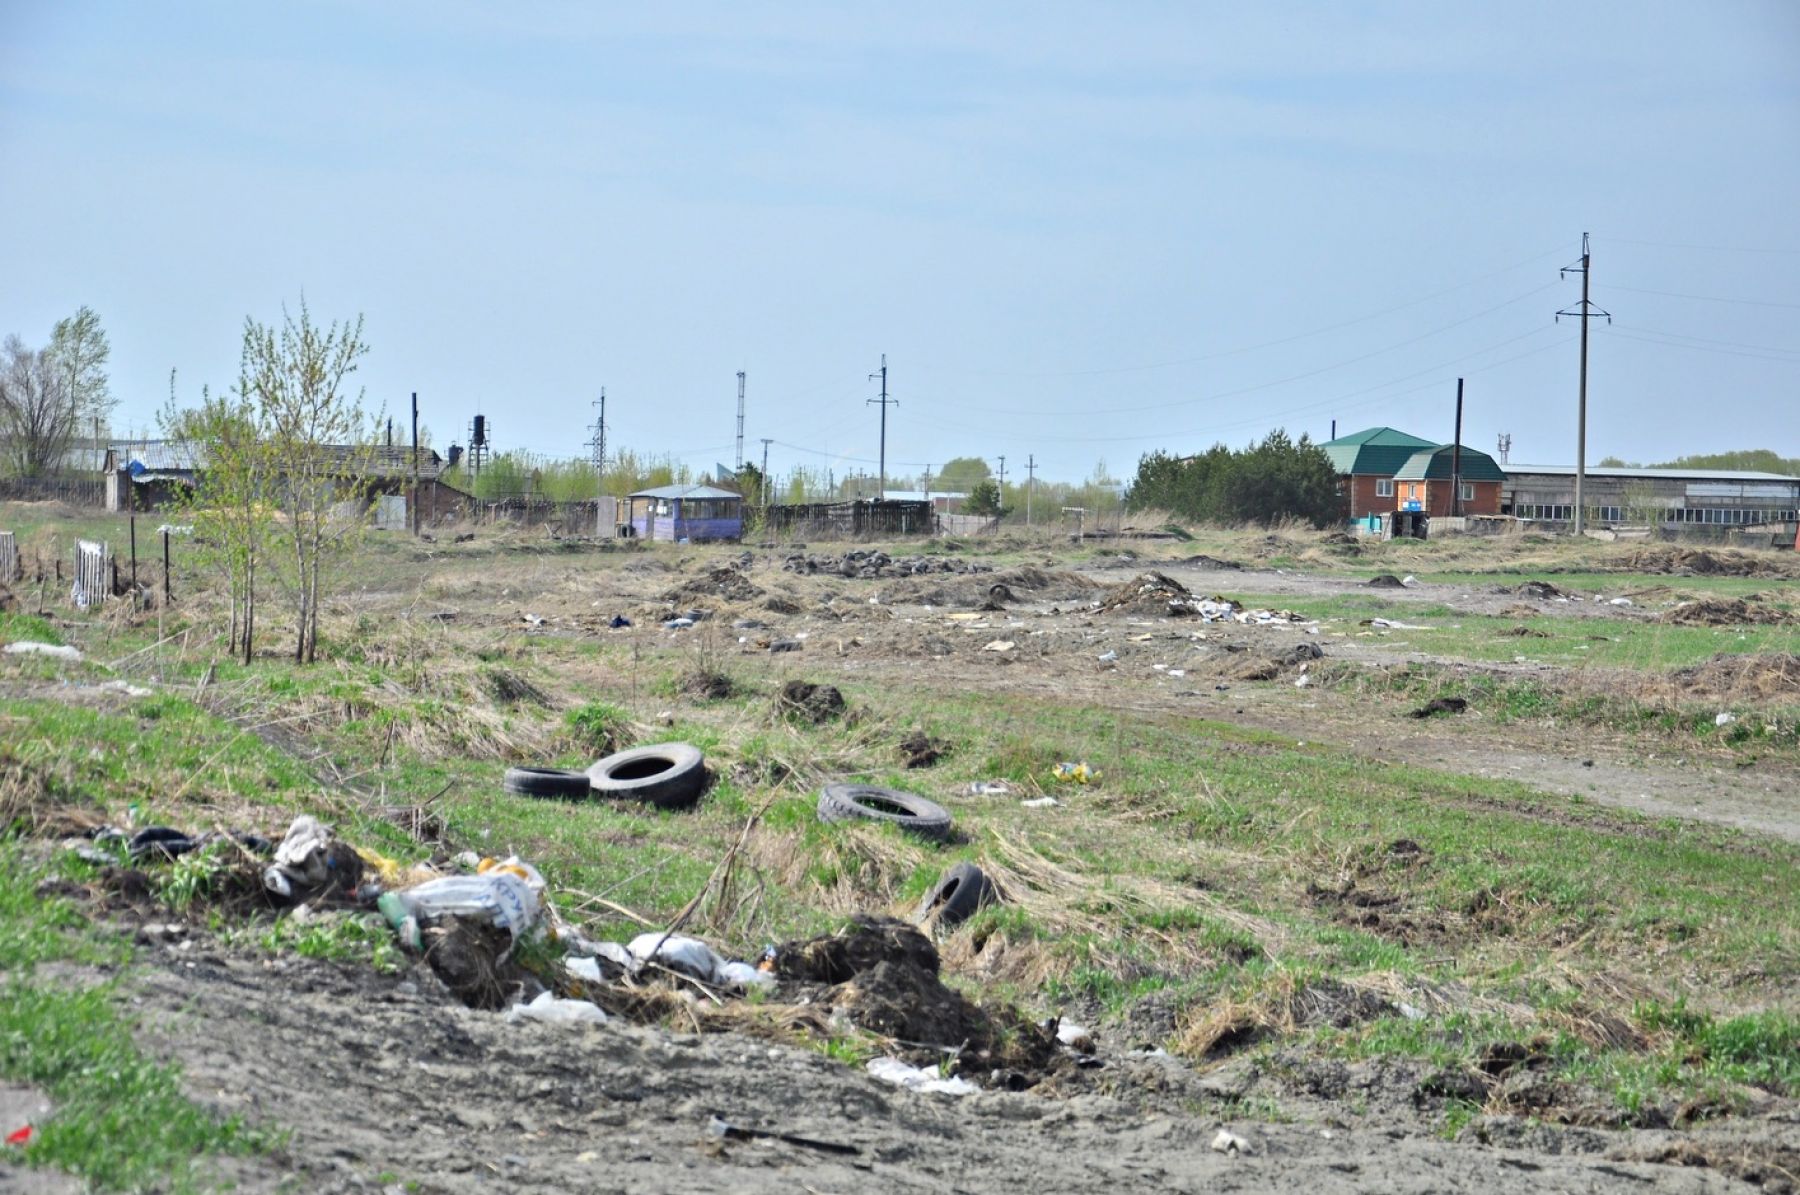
xmin=1321 ymin=427 xmax=1439 ymax=520
xmin=1391 ymin=444 xmax=1506 ymax=516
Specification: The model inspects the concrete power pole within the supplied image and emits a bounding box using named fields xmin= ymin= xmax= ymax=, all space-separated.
xmin=734 ymin=371 xmax=746 ymax=475
xmin=996 ymin=455 xmax=1007 ymax=521
xmin=1025 ymin=454 xmax=1036 ymax=526
xmin=1557 ymin=232 xmax=1610 ymax=536
xmin=867 ymin=355 xmax=895 ymax=500
xmin=759 ymin=437 xmax=772 ymax=515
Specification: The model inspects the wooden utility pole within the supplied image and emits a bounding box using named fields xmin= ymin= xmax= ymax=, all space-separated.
xmin=1450 ymin=379 xmax=1463 ymax=518
xmin=1557 ymin=233 xmax=1609 ymax=536
xmin=867 ymin=355 xmax=895 ymax=499
xmin=410 ymin=391 xmax=420 ymax=536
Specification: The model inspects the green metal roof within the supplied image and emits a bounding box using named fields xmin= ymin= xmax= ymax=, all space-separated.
xmin=1320 ymin=427 xmax=1438 ymax=476
xmin=1392 ymin=445 xmax=1507 ymax=482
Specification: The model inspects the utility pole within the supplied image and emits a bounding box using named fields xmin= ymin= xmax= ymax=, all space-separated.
xmin=1557 ymin=232 xmax=1610 ymax=536
xmin=759 ymin=437 xmax=772 ymax=514
xmin=867 ymin=354 xmax=895 ymax=500
xmin=1496 ymin=433 xmax=1512 ymax=466
xmin=1450 ymin=379 xmax=1464 ymax=519
xmin=586 ymin=389 xmax=607 ymax=532
xmin=410 ymin=392 xmax=420 ymax=536
xmin=734 ymin=371 xmax=746 ymax=475
xmin=996 ymin=455 xmax=1007 ymax=517
xmin=1025 ymin=454 xmax=1036 ymax=526
xmin=922 ymin=464 xmax=932 ymax=503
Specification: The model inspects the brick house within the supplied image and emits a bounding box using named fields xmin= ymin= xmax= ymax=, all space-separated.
xmin=1321 ymin=427 xmax=1438 ymax=520
xmin=1390 ymin=445 xmax=1506 ymax=515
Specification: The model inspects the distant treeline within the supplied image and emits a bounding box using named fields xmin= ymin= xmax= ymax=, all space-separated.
xmin=1600 ymin=449 xmax=1800 ymax=476
xmin=1125 ymin=430 xmax=1340 ymax=527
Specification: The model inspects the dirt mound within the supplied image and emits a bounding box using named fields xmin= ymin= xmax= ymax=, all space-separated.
xmin=771 ymin=917 xmax=1056 ymax=1080
xmin=777 ymin=680 xmax=846 ymax=723
xmin=665 ymin=566 xmax=764 ymax=603
xmin=1176 ymin=554 xmax=1243 ymax=570
xmin=1226 ymin=641 xmax=1323 ymax=681
xmin=1367 ymin=574 xmax=1406 ymax=589
xmin=897 ymin=730 xmax=947 ymax=768
xmin=1671 ymin=652 xmax=1800 ymax=699
xmin=783 ymin=550 xmax=990 ymax=579
xmin=1097 ymin=571 xmax=1194 ymax=616
xmin=1500 ymin=580 xmax=1572 ymax=600
xmin=1500 ymin=625 xmax=1551 ymax=638
xmin=1657 ymin=598 xmax=1795 ymax=627
xmin=1620 ymin=545 xmax=1800 ymax=578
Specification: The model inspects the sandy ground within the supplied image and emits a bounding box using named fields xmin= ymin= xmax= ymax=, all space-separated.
xmin=113 ymin=938 xmax=1793 ymax=1194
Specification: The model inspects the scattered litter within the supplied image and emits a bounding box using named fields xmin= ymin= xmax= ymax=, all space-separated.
xmin=1293 ymin=671 xmax=1311 ymax=688
xmin=1168 ymin=669 xmax=1185 ymax=678
xmin=1609 ymin=597 xmax=1634 ymax=607
xmin=608 ymin=615 xmax=631 ymax=629
xmin=1401 ymin=575 xmax=1418 ymax=587
xmin=1097 ymin=650 xmax=1118 ymax=662
xmin=1211 ymin=1128 xmax=1253 ymax=1156
xmin=705 ymin=1116 xmax=860 ymax=1156
xmin=1363 ymin=618 xmax=1430 ymax=630
xmin=522 ymin=613 xmax=545 ymax=627
xmin=1399 ymin=1002 xmax=1427 ymax=1022
xmin=1409 ymin=697 xmax=1468 ymax=719
xmin=376 ymin=891 xmax=422 ymax=950
xmin=968 ymin=780 xmax=1013 ymax=796
xmin=865 ymin=1057 xmax=978 ymax=1097
xmin=1715 ymin=712 xmax=1736 ymax=727
xmin=5 ymin=1125 xmax=35 ymax=1147
xmin=1021 ymin=797 xmax=1058 ymax=808
xmin=663 ymin=617 xmax=695 ymax=630
xmin=262 ymin=815 xmax=365 ymax=903
xmin=982 ymin=639 xmax=1015 ymax=653
xmin=97 ymin=679 xmax=153 ymax=697
xmin=1052 ymin=761 xmax=1100 ymax=785
xmin=3 ymin=642 xmax=82 ymax=662
xmin=504 ymin=991 xmax=608 ymax=1026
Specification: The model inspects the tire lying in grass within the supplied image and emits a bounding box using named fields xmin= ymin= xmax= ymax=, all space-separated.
xmin=587 ymin=742 xmax=708 ymax=810
xmin=502 ymin=766 xmax=593 ymax=800
xmin=816 ymin=783 xmax=952 ymax=841
xmin=915 ymin=861 xmax=995 ymax=928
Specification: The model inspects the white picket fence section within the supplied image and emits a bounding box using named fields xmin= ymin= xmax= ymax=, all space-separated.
xmin=0 ymin=531 xmax=17 ymax=584
xmin=73 ymin=539 xmax=109 ymax=610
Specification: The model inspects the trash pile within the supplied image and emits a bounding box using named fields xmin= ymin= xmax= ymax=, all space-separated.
xmin=781 ymin=550 xmax=992 ymax=579
xmin=1095 ymin=573 xmax=1309 ymax=625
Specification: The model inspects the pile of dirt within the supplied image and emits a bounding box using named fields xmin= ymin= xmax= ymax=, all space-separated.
xmin=1500 ymin=625 xmax=1552 ymax=638
xmin=682 ymin=668 xmax=736 ymax=700
xmin=782 ymin=550 xmax=991 ymax=579
xmin=665 ymin=566 xmax=764 ymax=603
xmin=1175 ymin=554 xmax=1243 ymax=570
xmin=1657 ymin=597 xmax=1796 ymax=627
xmin=1225 ymin=641 xmax=1323 ymax=681
xmin=897 ymin=730 xmax=947 ymax=768
xmin=1367 ymin=574 xmax=1407 ymax=589
xmin=776 ymin=680 xmax=846 ymax=723
xmin=770 ymin=917 xmax=1057 ymax=1082
xmin=1620 ymin=545 xmax=1800 ymax=578
xmin=1671 ymin=652 xmax=1800 ymax=699
xmin=1500 ymin=580 xmax=1573 ymax=600
xmin=1096 ymin=571 xmax=1197 ymax=617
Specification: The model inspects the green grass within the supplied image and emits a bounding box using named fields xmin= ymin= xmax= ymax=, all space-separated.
xmin=0 ymin=840 xmax=273 ymax=1191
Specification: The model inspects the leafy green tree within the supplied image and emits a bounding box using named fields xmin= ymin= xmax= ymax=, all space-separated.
xmin=47 ymin=306 xmax=113 ymax=432
xmin=934 ymin=456 xmax=991 ymax=494
xmin=1125 ymin=429 xmax=1338 ymax=526
xmin=1648 ymin=449 xmax=1800 ymax=476
xmin=965 ymin=478 xmax=1012 ymax=518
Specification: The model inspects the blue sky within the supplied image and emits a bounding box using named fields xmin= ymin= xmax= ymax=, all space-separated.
xmin=3 ymin=1 xmax=1797 ymax=485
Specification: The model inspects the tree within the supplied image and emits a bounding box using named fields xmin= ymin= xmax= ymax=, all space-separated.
xmin=1125 ymin=429 xmax=1340 ymax=527
xmin=47 ymin=306 xmax=113 ymax=432
xmin=934 ymin=456 xmax=991 ymax=495
xmin=0 ymin=336 xmax=76 ymax=478
xmin=965 ymin=478 xmax=1012 ymax=518
xmin=241 ymin=301 xmax=377 ymax=664
xmin=162 ymin=373 xmax=271 ymax=665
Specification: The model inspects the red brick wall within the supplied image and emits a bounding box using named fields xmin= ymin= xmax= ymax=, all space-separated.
xmin=1341 ymin=474 xmax=1399 ymax=519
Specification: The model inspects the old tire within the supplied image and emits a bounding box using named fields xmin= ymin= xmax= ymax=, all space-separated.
xmin=588 ymin=742 xmax=708 ymax=810
xmin=503 ymin=766 xmax=592 ymax=800
xmin=915 ymin=861 xmax=994 ymax=928
xmin=817 ymin=783 xmax=952 ymax=841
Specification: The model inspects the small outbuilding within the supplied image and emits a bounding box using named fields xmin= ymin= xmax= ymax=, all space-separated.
xmin=625 ymin=484 xmax=744 ymax=542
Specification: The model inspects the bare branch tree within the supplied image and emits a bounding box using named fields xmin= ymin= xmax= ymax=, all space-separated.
xmin=0 ymin=335 xmax=78 ymax=478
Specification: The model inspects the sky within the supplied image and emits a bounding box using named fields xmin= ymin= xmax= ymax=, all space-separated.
xmin=3 ymin=1 xmax=1798 ymax=488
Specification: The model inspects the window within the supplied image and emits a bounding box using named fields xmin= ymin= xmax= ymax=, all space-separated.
xmin=1375 ymin=479 xmax=1394 ymax=498
xmin=1408 ymin=484 xmax=1419 ymax=499
xmin=1459 ymin=482 xmax=1475 ymax=502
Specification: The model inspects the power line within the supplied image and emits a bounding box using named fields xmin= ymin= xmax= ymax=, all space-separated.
xmin=938 ymin=244 xmax=1575 ymax=380
xmin=1602 ymin=235 xmax=1800 ymax=255
xmin=950 ymin=280 xmax=1563 ymax=418
xmin=1597 ymin=327 xmax=1800 ymax=365
xmin=1603 ymin=283 xmax=1800 ymax=310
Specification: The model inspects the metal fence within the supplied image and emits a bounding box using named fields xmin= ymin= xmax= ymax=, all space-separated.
xmin=0 ymin=475 xmax=107 ymax=506
xmin=765 ymin=500 xmax=937 ymax=538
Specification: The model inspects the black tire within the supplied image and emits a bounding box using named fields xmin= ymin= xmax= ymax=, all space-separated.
xmin=587 ymin=742 xmax=708 ymax=810
xmin=503 ymin=766 xmax=593 ymax=800
xmin=816 ymin=783 xmax=952 ymax=841
xmin=915 ymin=861 xmax=994 ymax=928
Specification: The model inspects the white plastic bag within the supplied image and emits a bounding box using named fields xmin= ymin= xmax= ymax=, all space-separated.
xmin=627 ymin=932 xmax=728 ymax=982
xmin=402 ymin=873 xmax=541 ymax=938
xmin=866 ymin=1057 xmax=977 ymax=1096
xmin=504 ymin=990 xmax=608 ymax=1026
xmin=718 ymin=960 xmax=775 ymax=990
